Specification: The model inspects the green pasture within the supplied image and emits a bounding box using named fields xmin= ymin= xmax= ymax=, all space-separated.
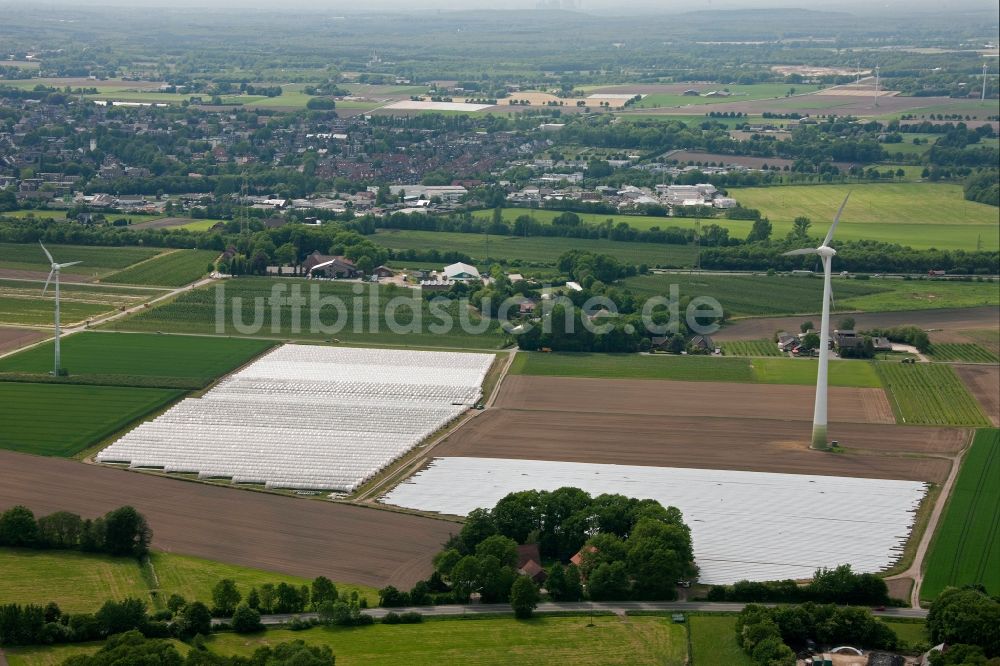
xmin=920 ymin=428 xmax=1000 ymax=601
xmin=880 ymin=99 xmax=999 ymax=120
xmin=107 ymin=278 xmax=506 ymax=349
xmin=728 ymin=183 xmax=1000 ymax=251
xmin=0 ymin=383 xmax=184 ymax=456
xmin=921 ymin=428 xmax=1000 ymax=600
xmin=884 ymin=620 xmax=930 ymax=651
xmin=173 ymin=218 xmax=228 ymax=231
xmin=0 ymin=331 xmax=273 ymax=388
xmin=0 ymin=209 xmax=76 ymax=220
xmin=207 ymin=616 xmax=686 ymax=666
xmin=511 ymin=351 xmax=880 ymax=387
xmin=103 ymin=249 xmax=219 ymax=287
xmin=832 ymin=279 xmax=999 ymax=313
xmin=374 ymin=228 xmax=698 ymax=268
xmin=876 ymin=362 xmax=990 ymax=426
xmin=0 ymin=548 xmax=377 ymax=614
xmin=688 ymin=615 xmax=753 ymax=666
xmin=629 ymin=83 xmax=807 ymax=109
xmin=0 ymin=242 xmax=162 ymax=276
xmin=0 ymin=279 xmax=162 ymax=326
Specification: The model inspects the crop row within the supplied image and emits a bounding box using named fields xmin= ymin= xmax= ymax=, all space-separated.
xmin=877 ymin=362 xmax=989 ymax=426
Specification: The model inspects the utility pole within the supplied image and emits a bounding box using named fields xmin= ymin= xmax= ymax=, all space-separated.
xmin=983 ymin=63 xmax=989 ymax=102
xmin=874 ymin=65 xmax=880 ymax=108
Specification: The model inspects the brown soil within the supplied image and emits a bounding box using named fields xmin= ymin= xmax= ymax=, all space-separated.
xmin=713 ymin=307 xmax=1000 ymax=341
xmin=433 ymin=409 xmax=959 ymax=482
xmin=954 ymin=364 xmax=1000 ymax=426
xmin=0 ymin=268 xmax=93 ymax=283
xmin=0 ymin=327 xmax=47 ymax=356
xmin=0 ymin=451 xmax=455 ymax=588
xmin=886 ymin=577 xmax=914 ymax=602
xmin=496 ymin=375 xmax=895 ymax=424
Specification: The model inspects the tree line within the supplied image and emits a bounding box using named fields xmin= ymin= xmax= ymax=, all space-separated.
xmin=0 ymin=505 xmax=150 ymax=558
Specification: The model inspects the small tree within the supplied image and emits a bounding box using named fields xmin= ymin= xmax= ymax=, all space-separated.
xmin=311 ymin=577 xmax=338 ymax=609
xmin=0 ymin=506 xmax=39 ymax=547
xmin=165 ymin=594 xmax=186 ymax=614
xmin=838 ymin=317 xmax=856 ymax=331
xmin=510 ymin=576 xmax=539 ymax=619
xmin=211 ymin=579 xmax=241 ymax=617
xmin=800 ymin=321 xmax=814 ymax=333
xmin=178 ymin=601 xmax=212 ymax=638
xmin=231 ymin=604 xmax=262 ymax=634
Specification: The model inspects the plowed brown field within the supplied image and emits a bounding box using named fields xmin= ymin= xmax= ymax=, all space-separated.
xmin=954 ymin=364 xmax=1000 ymax=426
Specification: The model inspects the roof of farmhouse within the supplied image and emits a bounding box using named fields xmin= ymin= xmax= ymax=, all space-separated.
xmin=444 ymin=262 xmax=481 ymax=280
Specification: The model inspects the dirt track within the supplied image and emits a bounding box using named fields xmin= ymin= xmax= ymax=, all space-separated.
xmin=954 ymin=364 xmax=1000 ymax=426
xmin=0 ymin=451 xmax=455 ymax=588
xmin=434 ymin=409 xmax=959 ymax=482
xmin=713 ymin=307 xmax=1000 ymax=341
xmin=497 ymin=375 xmax=895 ymax=424
xmin=0 ymin=327 xmax=47 ymax=356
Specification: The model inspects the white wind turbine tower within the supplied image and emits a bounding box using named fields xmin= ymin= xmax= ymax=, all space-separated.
xmin=40 ymin=242 xmax=82 ymax=376
xmin=783 ymin=194 xmax=851 ymax=451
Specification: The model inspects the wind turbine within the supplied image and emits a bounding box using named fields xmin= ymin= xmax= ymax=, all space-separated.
xmin=40 ymin=242 xmax=82 ymax=376
xmin=783 ymin=194 xmax=850 ymax=451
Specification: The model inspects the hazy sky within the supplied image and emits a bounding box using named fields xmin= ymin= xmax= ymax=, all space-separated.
xmin=13 ymin=0 xmax=997 ymax=12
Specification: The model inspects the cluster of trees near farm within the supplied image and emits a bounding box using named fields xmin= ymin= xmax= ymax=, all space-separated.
xmin=392 ymin=487 xmax=698 ymax=611
xmin=0 ymin=505 xmax=150 ymax=558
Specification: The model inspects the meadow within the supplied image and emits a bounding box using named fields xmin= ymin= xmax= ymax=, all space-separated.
xmin=920 ymin=428 xmax=1000 ymax=600
xmin=925 ymin=343 xmax=1000 ymax=364
xmin=728 ymin=183 xmax=1000 ymax=251
xmin=630 ymin=83 xmax=804 ymax=109
xmin=206 ymin=616 xmax=686 ymax=666
xmin=0 ymin=332 xmax=274 ymax=388
xmin=0 ymin=242 xmax=162 ymax=276
xmin=720 ymin=339 xmax=784 ymax=357
xmin=0 ymin=280 xmax=164 ymax=326
xmin=0 ymin=548 xmax=377 ymax=614
xmin=374 ymin=228 xmax=699 ymax=268
xmin=511 ymin=351 xmax=880 ymax=387
xmin=688 ymin=615 xmax=753 ymax=666
xmin=107 ymin=278 xmax=506 ymax=349
xmin=876 ymin=363 xmax=990 ymax=426
xmin=0 ymin=383 xmax=184 ymax=456
xmin=102 ymin=249 xmax=219 ymax=287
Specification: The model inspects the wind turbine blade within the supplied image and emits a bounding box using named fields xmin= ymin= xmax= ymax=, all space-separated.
xmin=42 ymin=268 xmax=54 ymax=295
xmin=822 ymin=193 xmax=851 ymax=247
xmin=39 ymin=241 xmax=54 ymax=264
xmin=783 ymin=248 xmax=818 ymax=256
xmin=56 ymin=261 xmax=82 ymax=269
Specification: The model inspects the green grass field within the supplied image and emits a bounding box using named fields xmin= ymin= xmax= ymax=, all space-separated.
xmin=0 ymin=242 xmax=162 ymax=277
xmin=728 ymin=183 xmax=1000 ymax=251
xmin=207 ymin=616 xmax=686 ymax=666
xmin=721 ymin=339 xmax=784 ymax=357
xmin=751 ymin=358 xmax=882 ymax=388
xmin=876 ymin=363 xmax=990 ymax=426
xmin=921 ymin=428 xmax=1000 ymax=600
xmin=627 ymin=83 xmax=802 ymax=109
xmin=0 ymin=332 xmax=274 ymax=388
xmin=511 ymin=351 xmax=880 ymax=387
xmin=0 ymin=548 xmax=377 ymax=614
xmin=107 ymin=278 xmax=506 ymax=349
xmin=0 ymin=383 xmax=184 ymax=456
xmin=102 ymin=249 xmax=219 ymax=287
xmin=884 ymin=620 xmax=929 ymax=651
xmin=0 ymin=279 xmax=164 ymax=326
xmin=926 ymin=343 xmax=1000 ymax=364
xmin=623 ymin=273 xmax=999 ymax=318
xmin=688 ymin=615 xmax=753 ymax=666
xmin=374 ymin=229 xmax=698 ymax=268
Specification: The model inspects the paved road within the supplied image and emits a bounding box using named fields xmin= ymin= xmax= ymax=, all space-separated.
xmin=215 ymin=601 xmax=928 ymax=626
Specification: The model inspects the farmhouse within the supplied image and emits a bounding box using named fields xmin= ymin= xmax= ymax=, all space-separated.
xmin=834 ymin=329 xmax=862 ymax=351
xmin=302 ymin=251 xmax=359 ymax=278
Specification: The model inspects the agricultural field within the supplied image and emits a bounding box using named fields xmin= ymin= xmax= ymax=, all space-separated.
xmin=102 ymin=249 xmax=219 ymax=286
xmin=0 ymin=332 xmax=274 ymax=388
xmin=207 ymin=616 xmax=687 ymax=666
xmin=728 ymin=183 xmax=1000 ymax=251
xmin=0 ymin=548 xmax=375 ymax=618
xmin=0 ymin=242 xmax=162 ymax=278
xmin=688 ymin=615 xmax=754 ymax=666
xmin=876 ymin=362 xmax=990 ymax=426
xmin=0 ymin=383 xmax=184 ymax=456
xmin=0 ymin=279 xmax=163 ymax=326
xmin=721 ymin=338 xmax=784 ymax=357
xmin=926 ymin=343 xmax=1000 ymax=364
xmin=374 ymin=228 xmax=698 ymax=268
xmin=624 ymin=83 xmax=803 ymax=109
xmin=883 ymin=621 xmax=930 ymax=651
xmin=470 ymin=207 xmax=725 ymax=235
xmin=623 ymin=273 xmax=999 ymax=318
xmin=511 ymin=351 xmax=882 ymax=388
xmin=921 ymin=428 xmax=1000 ymax=600
xmin=107 ymin=277 xmax=506 ymax=349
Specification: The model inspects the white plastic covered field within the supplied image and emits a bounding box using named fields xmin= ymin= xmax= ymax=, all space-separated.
xmin=96 ymin=346 xmax=494 ymax=492
xmin=381 ymin=456 xmax=928 ymax=584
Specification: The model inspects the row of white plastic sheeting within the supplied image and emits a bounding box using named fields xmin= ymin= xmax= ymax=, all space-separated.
xmin=381 ymin=457 xmax=928 ymax=585
xmin=96 ymin=345 xmax=495 ymax=492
